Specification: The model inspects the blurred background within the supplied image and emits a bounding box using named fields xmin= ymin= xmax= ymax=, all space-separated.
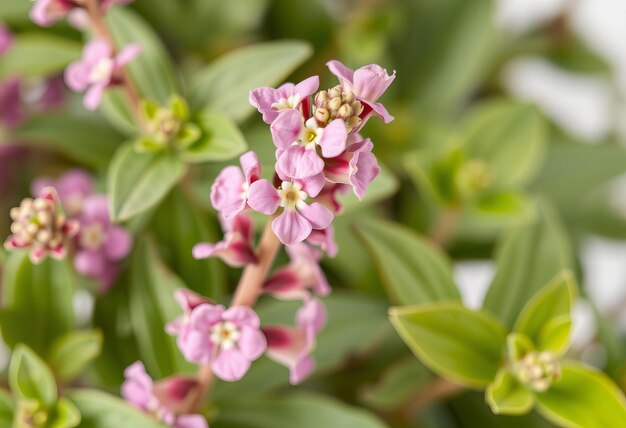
xmin=2 ymin=0 xmax=626 ymax=426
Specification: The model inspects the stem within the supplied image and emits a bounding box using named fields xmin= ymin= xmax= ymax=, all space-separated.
xmin=427 ymin=207 xmax=460 ymax=249
xmin=185 ymin=220 xmax=281 ymax=413
xmin=83 ymin=0 xmax=141 ymax=113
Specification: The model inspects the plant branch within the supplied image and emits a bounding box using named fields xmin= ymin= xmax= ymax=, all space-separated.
xmin=83 ymin=0 xmax=141 ymax=114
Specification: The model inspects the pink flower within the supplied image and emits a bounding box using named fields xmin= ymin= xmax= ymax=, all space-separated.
xmin=307 ymin=225 xmax=338 ymax=257
xmin=166 ymin=289 xmax=213 ymax=351
xmin=272 ymin=110 xmax=347 ymax=179
xmin=210 ymin=151 xmax=260 ymax=220
xmin=326 ymin=60 xmax=395 ymax=125
xmin=32 ymin=169 xmax=94 ymax=217
xmin=263 ymin=243 xmax=331 ymax=300
xmin=323 ymin=138 xmax=380 ymax=199
xmin=311 ymin=182 xmax=349 ymax=215
xmin=247 ymin=176 xmax=334 ymax=246
xmin=249 ymin=76 xmax=319 ymax=124
xmin=4 ymin=187 xmax=80 ymax=264
xmin=30 ymin=0 xmax=134 ymax=27
xmin=122 ymin=361 xmax=208 ymax=428
xmin=73 ymin=194 xmax=132 ymax=291
xmin=192 ymin=214 xmax=257 ymax=268
xmin=0 ymin=23 xmax=13 ymax=55
xmin=65 ymin=39 xmax=141 ymax=109
xmin=175 ymin=305 xmax=267 ymax=382
xmin=263 ymin=299 xmax=327 ymax=384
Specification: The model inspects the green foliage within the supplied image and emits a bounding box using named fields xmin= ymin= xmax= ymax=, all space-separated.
xmin=48 ymin=331 xmax=103 ymax=382
xmin=0 ymin=252 xmax=75 ymax=355
xmin=216 ymin=393 xmax=386 ymax=428
xmin=9 ymin=345 xmax=57 ymax=408
xmin=0 ymin=389 xmax=13 ymax=424
xmin=190 ymin=41 xmax=312 ymax=122
xmin=107 ymin=143 xmax=187 ymax=222
xmin=355 ymin=219 xmax=459 ymax=305
xmin=390 ymin=303 xmax=506 ymax=388
xmin=180 ymin=111 xmax=247 ymax=163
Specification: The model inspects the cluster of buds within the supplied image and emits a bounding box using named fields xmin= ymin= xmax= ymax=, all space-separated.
xmin=4 ymin=188 xmax=79 ymax=264
xmin=513 ymin=351 xmax=561 ymax=392
xmin=29 ymin=0 xmax=133 ymax=28
xmin=175 ymin=61 xmax=394 ymax=385
xmin=31 ymin=169 xmax=133 ymax=291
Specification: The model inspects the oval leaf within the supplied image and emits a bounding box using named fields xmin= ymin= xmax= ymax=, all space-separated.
xmin=49 ymin=331 xmax=103 ymax=382
xmin=107 ymin=143 xmax=186 ymax=222
xmin=190 ymin=40 xmax=312 ymax=122
xmin=355 ymin=219 xmax=459 ymax=305
xmin=9 ymin=345 xmax=57 ymax=408
xmin=536 ymin=362 xmax=626 ymax=428
xmin=486 ymin=369 xmax=535 ymax=415
xmin=389 ymin=302 xmax=506 ymax=388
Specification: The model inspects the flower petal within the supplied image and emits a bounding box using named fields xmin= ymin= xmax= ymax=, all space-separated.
xmin=238 ymin=325 xmax=267 ymax=360
xmin=276 ymin=145 xmax=324 ymax=179
xmin=272 ymin=211 xmax=312 ymax=245
xmin=298 ymin=202 xmax=333 ymax=230
xmin=270 ymin=109 xmax=303 ymax=150
xmin=211 ymin=348 xmax=251 ymax=382
xmin=247 ymin=179 xmax=280 ymax=215
xmin=223 ymin=306 xmax=261 ymax=328
xmin=318 ymin=119 xmax=347 ymax=158
xmin=326 ymin=60 xmax=354 ymax=90
xmin=104 ymin=225 xmax=133 ymax=260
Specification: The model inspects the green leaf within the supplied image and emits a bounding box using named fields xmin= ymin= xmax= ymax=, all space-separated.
xmin=483 ymin=201 xmax=573 ymax=329
xmin=106 ymin=7 xmax=179 ymax=103
xmin=0 ymin=252 xmax=75 ymax=355
xmin=506 ymin=333 xmax=535 ymax=361
xmin=67 ymin=390 xmax=168 ymax=428
xmin=355 ymin=219 xmax=459 ymax=305
xmin=389 ymin=302 xmax=506 ymax=388
xmin=107 ymin=143 xmax=186 ymax=222
xmin=216 ymin=393 xmax=386 ymax=428
xmin=151 ymin=191 xmax=226 ymax=299
xmin=128 ymin=238 xmax=194 ymax=378
xmin=100 ymin=88 xmax=137 ymax=134
xmin=486 ymin=369 xmax=534 ymax=415
xmin=536 ymin=362 xmax=626 ymax=428
xmin=460 ymin=100 xmax=546 ymax=190
xmin=0 ymin=33 xmax=81 ymax=79
xmin=361 ymin=358 xmax=433 ymax=411
xmin=514 ymin=271 xmax=576 ymax=355
xmin=48 ymin=331 xmax=103 ymax=382
xmin=9 ymin=345 xmax=57 ymax=408
xmin=179 ymin=111 xmax=247 ymax=163
xmin=190 ymin=40 xmax=312 ymax=122
xmin=0 ymin=389 xmax=14 ymax=424
xmin=213 ymin=292 xmax=389 ymax=400
xmin=11 ymin=113 xmax=122 ymax=170
xmin=49 ymin=397 xmax=81 ymax=428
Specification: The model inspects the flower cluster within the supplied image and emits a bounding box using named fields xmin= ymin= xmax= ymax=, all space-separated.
xmin=30 ymin=0 xmax=133 ymax=28
xmin=30 ymin=169 xmax=133 ymax=291
xmin=122 ymin=361 xmax=208 ymax=428
xmin=166 ymin=61 xmax=395 ymax=385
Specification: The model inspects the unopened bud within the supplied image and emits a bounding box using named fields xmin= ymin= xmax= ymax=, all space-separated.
xmin=328 ymin=97 xmax=342 ymax=111
xmin=337 ymin=104 xmax=352 ymax=119
xmin=315 ymin=90 xmax=329 ymax=107
xmin=315 ymin=108 xmax=330 ymax=123
xmin=328 ymin=86 xmax=342 ymax=99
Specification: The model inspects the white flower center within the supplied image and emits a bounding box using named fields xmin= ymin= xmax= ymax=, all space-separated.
xmin=278 ymin=181 xmax=307 ymax=211
xmin=89 ymin=57 xmax=114 ymax=84
xmin=271 ymin=93 xmax=302 ymax=111
xmin=80 ymin=223 xmax=106 ymax=250
xmin=297 ymin=118 xmax=321 ymax=149
xmin=210 ymin=321 xmax=240 ymax=350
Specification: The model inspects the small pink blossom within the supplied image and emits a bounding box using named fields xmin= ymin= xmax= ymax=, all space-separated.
xmin=307 ymin=225 xmax=338 ymax=257
xmin=65 ymin=39 xmax=141 ymax=109
xmin=210 ymin=151 xmax=260 ymax=220
xmin=73 ymin=194 xmax=132 ymax=291
xmin=192 ymin=213 xmax=257 ymax=267
xmin=4 ymin=187 xmax=80 ymax=264
xmin=30 ymin=0 xmax=134 ymax=27
xmin=0 ymin=23 xmax=13 ymax=55
xmin=174 ymin=305 xmax=266 ymax=382
xmin=247 ymin=176 xmax=333 ymax=246
xmin=263 ymin=243 xmax=331 ymax=300
xmin=122 ymin=361 xmax=208 ymax=428
xmin=249 ymin=76 xmax=319 ymax=124
xmin=326 ymin=60 xmax=395 ymax=125
xmin=263 ymin=299 xmax=327 ymax=384
xmin=323 ymin=138 xmax=380 ymax=199
xmin=271 ymin=110 xmax=347 ymax=179
xmin=32 ymin=168 xmax=94 ymax=217
xmin=166 ymin=289 xmax=214 ymax=351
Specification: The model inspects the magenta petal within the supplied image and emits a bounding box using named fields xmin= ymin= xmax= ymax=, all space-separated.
xmin=249 ymin=87 xmax=281 ymax=124
xmin=175 ymin=415 xmax=209 ymax=428
xmin=210 ymin=166 xmax=246 ymax=218
xmin=272 ymin=211 xmax=312 ymax=245
xmin=240 ymin=151 xmax=261 ymax=184
xmin=64 ymin=62 xmax=90 ymax=92
xmin=115 ymin=43 xmax=142 ymax=67
xmin=104 ymin=226 xmax=132 ymax=260
xmin=270 ymin=109 xmax=302 ymax=149
xmin=153 ymin=376 xmax=199 ymax=414
xmin=247 ymin=179 xmax=280 ymax=215
xmin=212 ymin=348 xmax=250 ymax=382
xmin=74 ymin=250 xmax=106 ymax=278
xmin=318 ymin=119 xmax=347 ymax=158
xmin=121 ymin=361 xmax=153 ymax=410
xmin=353 ymin=65 xmax=395 ymax=102
xmin=263 ymin=268 xmax=309 ymax=300
xmin=190 ymin=304 xmax=225 ymax=330
xmin=192 ymin=241 xmax=226 ymax=260
xmin=298 ymin=203 xmax=333 ymax=230
xmin=326 ymin=60 xmax=354 ymax=89
xmin=180 ymin=330 xmax=213 ymax=364
xmin=82 ymin=194 xmax=110 ymax=223
xmin=238 ymin=326 xmax=267 ymax=360
xmin=84 ymin=83 xmax=106 ymax=110
xmin=84 ymin=39 xmax=113 ymax=63
xmin=277 ymin=146 xmax=324 ymax=179
xmin=290 ymin=355 xmax=315 ymax=385
xmin=294 ymin=75 xmax=320 ymax=98
xmin=297 ymin=298 xmax=327 ymax=334
xmin=223 ymin=306 xmax=260 ymax=328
